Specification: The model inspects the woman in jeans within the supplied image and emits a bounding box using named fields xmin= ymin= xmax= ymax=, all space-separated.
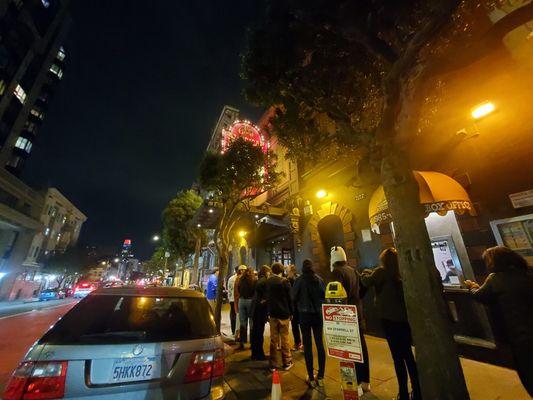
xmin=291 ymin=259 xmax=326 ymax=387
xmin=361 ymin=248 xmax=421 ymax=400
xmin=237 ymin=267 xmax=257 ymax=349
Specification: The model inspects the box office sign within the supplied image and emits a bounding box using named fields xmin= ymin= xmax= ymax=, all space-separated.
xmin=322 ymin=304 xmax=363 ymax=363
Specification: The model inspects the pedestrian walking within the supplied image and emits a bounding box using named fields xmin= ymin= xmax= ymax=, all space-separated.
xmin=330 ymin=246 xmax=371 ymax=395
xmin=292 ymin=259 xmax=326 ymax=387
xmin=266 ymin=262 xmax=293 ymax=371
xmin=237 ymin=266 xmax=257 ymax=349
xmin=251 ymin=265 xmax=271 ymax=360
xmin=286 ymin=264 xmax=302 ymax=351
xmin=465 ymin=246 xmax=533 ymax=396
xmin=361 ymin=248 xmax=421 ymax=400
xmin=206 ymin=268 xmax=218 ymax=311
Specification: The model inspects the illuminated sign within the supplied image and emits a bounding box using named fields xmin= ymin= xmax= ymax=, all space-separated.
xmin=221 ymin=120 xmax=268 ymax=153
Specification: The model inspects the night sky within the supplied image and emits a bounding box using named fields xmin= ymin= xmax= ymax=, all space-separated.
xmin=22 ymin=0 xmax=263 ymax=258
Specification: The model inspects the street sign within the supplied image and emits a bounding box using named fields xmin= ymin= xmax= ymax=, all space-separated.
xmin=164 ymin=251 xmax=170 ymax=258
xmin=322 ymin=304 xmax=363 ymax=363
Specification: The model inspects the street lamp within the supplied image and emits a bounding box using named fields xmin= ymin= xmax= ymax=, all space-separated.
xmin=471 ymin=101 xmax=495 ymax=120
xmin=238 ymin=230 xmax=247 ymax=238
xmin=152 ymin=235 xmax=160 ymax=242
xmin=316 ymin=189 xmax=328 ymax=199
xmin=113 ymin=258 xmax=120 ymax=263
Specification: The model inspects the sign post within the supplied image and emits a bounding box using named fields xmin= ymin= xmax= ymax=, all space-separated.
xmin=323 ymin=282 xmax=363 ymax=400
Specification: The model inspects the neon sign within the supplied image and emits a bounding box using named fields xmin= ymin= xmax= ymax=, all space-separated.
xmin=221 ymin=120 xmax=268 ymax=153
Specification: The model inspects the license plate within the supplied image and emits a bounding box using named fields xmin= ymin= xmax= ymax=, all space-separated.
xmin=110 ymin=357 xmax=158 ymax=383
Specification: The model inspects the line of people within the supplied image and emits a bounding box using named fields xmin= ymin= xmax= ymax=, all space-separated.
xmin=224 ymin=243 xmax=532 ymax=399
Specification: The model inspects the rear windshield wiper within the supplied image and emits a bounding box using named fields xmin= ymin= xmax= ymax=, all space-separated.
xmin=80 ymin=331 xmax=147 ymax=341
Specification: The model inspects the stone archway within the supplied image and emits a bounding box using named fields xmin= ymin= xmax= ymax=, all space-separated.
xmin=307 ymin=201 xmax=358 ymax=272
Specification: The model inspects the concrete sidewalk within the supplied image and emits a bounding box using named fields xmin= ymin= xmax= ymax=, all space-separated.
xmin=219 ymin=305 xmax=529 ymax=399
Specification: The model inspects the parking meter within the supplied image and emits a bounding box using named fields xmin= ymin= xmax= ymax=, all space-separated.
xmin=324 ymin=281 xmax=359 ymax=400
xmin=325 ymin=281 xmax=348 ymax=304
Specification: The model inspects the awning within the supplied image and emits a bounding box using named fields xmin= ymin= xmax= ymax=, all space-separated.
xmin=369 ymin=171 xmax=474 ymax=226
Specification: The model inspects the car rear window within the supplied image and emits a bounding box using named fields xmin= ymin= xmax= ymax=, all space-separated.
xmin=39 ymin=295 xmax=217 ymax=344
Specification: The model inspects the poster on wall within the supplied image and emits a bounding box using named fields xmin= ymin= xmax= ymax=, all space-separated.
xmin=491 ymin=215 xmax=533 ymax=265
xmin=431 ymin=238 xmax=463 ymax=286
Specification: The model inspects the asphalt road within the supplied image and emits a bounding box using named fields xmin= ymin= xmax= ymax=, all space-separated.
xmin=0 ymin=299 xmax=77 ymax=392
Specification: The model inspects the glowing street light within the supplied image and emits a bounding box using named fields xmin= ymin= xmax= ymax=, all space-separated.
xmin=113 ymin=258 xmax=120 ymax=263
xmin=471 ymin=101 xmax=495 ymax=120
xmin=152 ymin=235 xmax=160 ymax=242
xmin=238 ymin=230 xmax=247 ymax=238
xmin=316 ymin=189 xmax=328 ymax=199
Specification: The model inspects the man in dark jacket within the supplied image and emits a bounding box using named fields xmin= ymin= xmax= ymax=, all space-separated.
xmin=265 ymin=262 xmax=293 ymax=371
xmin=330 ymin=246 xmax=371 ymax=395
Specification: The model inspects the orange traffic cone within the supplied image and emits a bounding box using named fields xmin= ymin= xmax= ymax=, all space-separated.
xmin=271 ymin=370 xmax=282 ymax=400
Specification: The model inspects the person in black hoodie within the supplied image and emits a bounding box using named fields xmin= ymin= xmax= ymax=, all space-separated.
xmin=292 ymin=259 xmax=326 ymax=387
xmin=265 ymin=262 xmax=293 ymax=371
xmin=250 ymin=265 xmax=271 ymax=360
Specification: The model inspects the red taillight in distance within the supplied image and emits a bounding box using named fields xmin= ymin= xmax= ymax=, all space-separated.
xmin=3 ymin=361 xmax=68 ymax=399
xmin=183 ymin=348 xmax=225 ymax=383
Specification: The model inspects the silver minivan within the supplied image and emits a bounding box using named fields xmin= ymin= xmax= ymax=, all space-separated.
xmin=3 ymin=287 xmax=225 ymax=399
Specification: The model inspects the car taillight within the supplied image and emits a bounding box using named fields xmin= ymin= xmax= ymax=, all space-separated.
xmin=183 ymin=349 xmax=225 ymax=383
xmin=3 ymin=361 xmax=68 ymax=400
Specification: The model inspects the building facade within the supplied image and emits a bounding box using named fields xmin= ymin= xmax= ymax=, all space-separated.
xmin=0 ymin=0 xmax=71 ymax=300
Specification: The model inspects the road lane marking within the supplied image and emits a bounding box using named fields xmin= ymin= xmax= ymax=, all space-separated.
xmin=0 ymin=301 xmax=77 ymax=320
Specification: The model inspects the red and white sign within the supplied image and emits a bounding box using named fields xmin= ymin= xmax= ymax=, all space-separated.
xmin=322 ymin=304 xmax=363 ymax=363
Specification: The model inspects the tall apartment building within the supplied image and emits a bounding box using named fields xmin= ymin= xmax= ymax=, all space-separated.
xmin=0 ymin=0 xmax=72 ymax=300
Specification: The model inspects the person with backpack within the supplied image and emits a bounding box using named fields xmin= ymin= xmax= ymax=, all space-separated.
xmin=361 ymin=248 xmax=421 ymax=400
xmin=292 ymin=259 xmax=326 ymax=387
xmin=250 ymin=265 xmax=271 ymax=360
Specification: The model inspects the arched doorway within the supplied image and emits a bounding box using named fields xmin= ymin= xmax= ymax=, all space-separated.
xmin=317 ymin=215 xmax=345 ymax=257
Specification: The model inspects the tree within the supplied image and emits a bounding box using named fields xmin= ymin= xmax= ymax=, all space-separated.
xmin=43 ymin=246 xmax=90 ymax=287
xmin=199 ymin=137 xmax=279 ymax=329
xmin=241 ymin=1 xmax=533 ymax=397
xmin=161 ymin=190 xmax=205 ymax=284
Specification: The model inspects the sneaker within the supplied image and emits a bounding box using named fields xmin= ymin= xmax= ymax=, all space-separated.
xmin=282 ymin=361 xmax=294 ymax=371
xmin=306 ymin=377 xmax=317 ymax=388
xmin=316 ymin=377 xmax=325 ymax=387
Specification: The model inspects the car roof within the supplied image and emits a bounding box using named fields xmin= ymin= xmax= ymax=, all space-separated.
xmin=91 ymin=286 xmax=205 ymax=298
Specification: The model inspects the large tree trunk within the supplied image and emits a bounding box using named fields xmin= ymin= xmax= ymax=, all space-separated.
xmin=214 ymin=239 xmax=229 ymax=332
xmin=381 ymin=153 xmax=469 ymax=399
xmin=191 ymin=236 xmax=202 ymax=285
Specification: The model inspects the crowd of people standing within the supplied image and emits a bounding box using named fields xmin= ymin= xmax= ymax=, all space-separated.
xmin=218 ymin=244 xmax=532 ymax=398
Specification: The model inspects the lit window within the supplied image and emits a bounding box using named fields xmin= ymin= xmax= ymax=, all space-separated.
xmin=14 ymin=137 xmax=32 ymax=153
xmin=13 ymin=84 xmax=26 ymax=104
xmin=15 ymin=137 xmax=28 ymax=150
xmin=49 ymin=64 xmax=63 ymax=79
xmin=57 ymin=46 xmax=66 ymax=61
xmin=44 ymin=227 xmax=50 ymax=236
xmin=30 ymin=108 xmax=44 ymax=120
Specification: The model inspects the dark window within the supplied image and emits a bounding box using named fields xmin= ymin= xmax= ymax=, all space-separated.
xmin=39 ymin=295 xmax=216 ymax=344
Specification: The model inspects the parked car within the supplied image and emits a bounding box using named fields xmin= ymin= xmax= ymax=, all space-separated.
xmin=73 ymin=281 xmax=97 ymax=298
xmin=3 ymin=286 xmax=225 ymax=400
xmin=38 ymin=288 xmax=65 ymax=301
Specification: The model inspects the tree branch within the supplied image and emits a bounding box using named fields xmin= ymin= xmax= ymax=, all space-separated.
xmin=427 ymin=1 xmax=533 ymax=78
